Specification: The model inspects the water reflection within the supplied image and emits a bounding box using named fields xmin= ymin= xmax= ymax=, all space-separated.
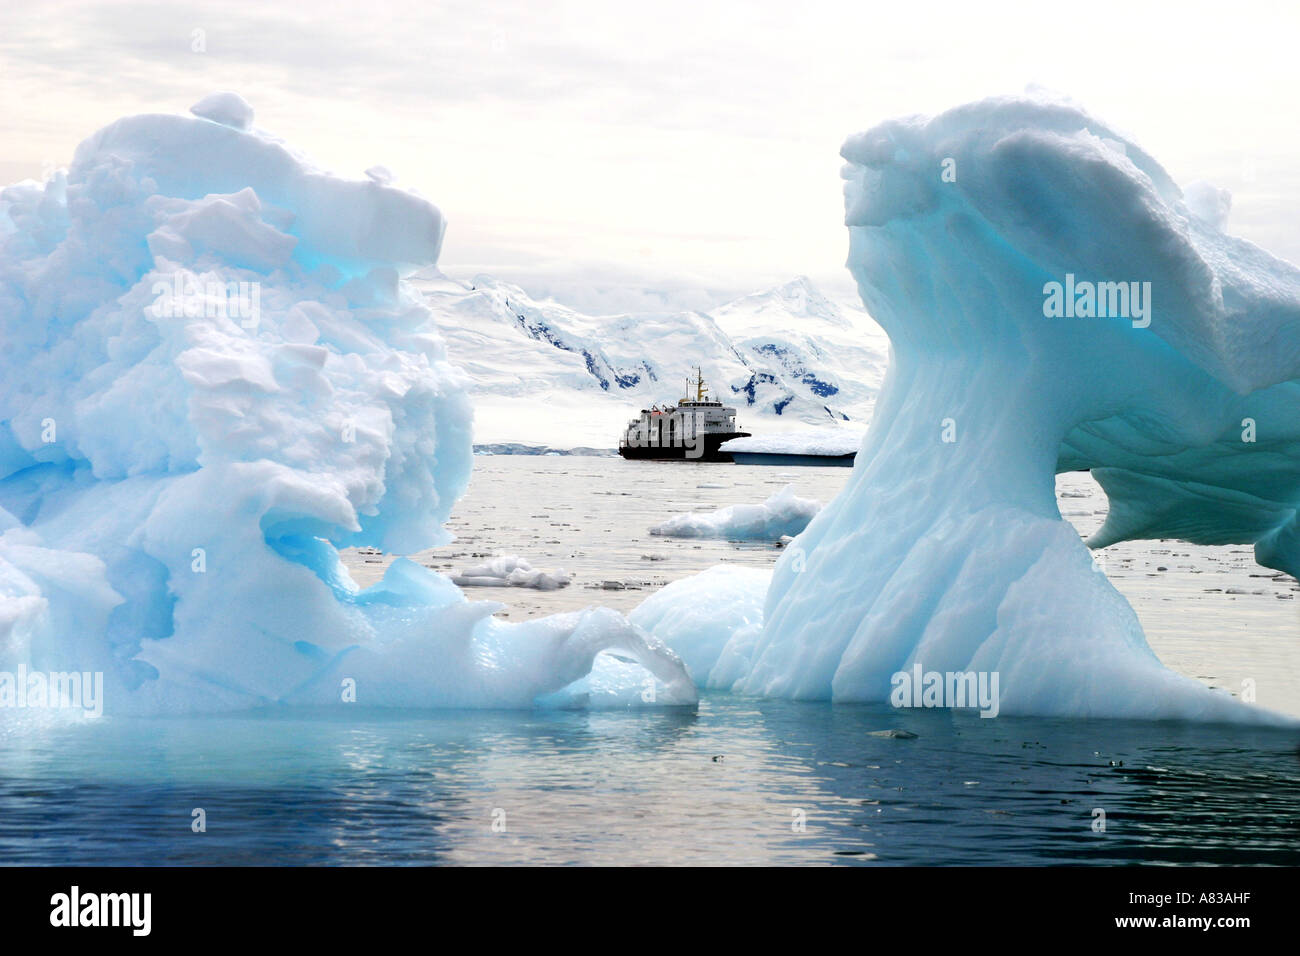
xmin=1 ymin=697 xmax=1296 ymax=865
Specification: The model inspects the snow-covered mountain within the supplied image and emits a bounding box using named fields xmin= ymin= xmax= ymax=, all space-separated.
xmin=415 ymin=273 xmax=890 ymax=449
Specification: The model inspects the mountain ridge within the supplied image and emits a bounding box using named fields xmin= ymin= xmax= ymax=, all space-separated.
xmin=415 ymin=271 xmax=889 ymax=449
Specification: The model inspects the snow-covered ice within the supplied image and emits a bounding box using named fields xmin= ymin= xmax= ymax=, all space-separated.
xmin=721 ymin=428 xmax=865 ymax=457
xmin=189 ymin=91 xmax=255 ymax=131
xmin=0 ymin=95 xmax=695 ymax=714
xmin=638 ymin=93 xmax=1300 ymax=723
xmin=416 ymin=271 xmax=890 ymax=448
xmin=648 ymin=485 xmax=821 ymax=540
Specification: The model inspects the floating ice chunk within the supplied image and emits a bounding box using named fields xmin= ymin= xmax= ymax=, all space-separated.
xmin=189 ymin=91 xmax=254 ymax=131
xmin=649 ymin=485 xmax=820 ymax=540
xmin=452 ymin=554 xmax=572 ymax=590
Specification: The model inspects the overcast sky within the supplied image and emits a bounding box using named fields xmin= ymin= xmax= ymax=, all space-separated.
xmin=2 ymin=0 xmax=1297 ymax=312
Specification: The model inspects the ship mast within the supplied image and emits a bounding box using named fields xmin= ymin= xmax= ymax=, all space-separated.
xmin=681 ymin=367 xmax=710 ymax=404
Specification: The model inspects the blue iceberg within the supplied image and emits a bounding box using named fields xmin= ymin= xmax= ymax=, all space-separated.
xmin=640 ymin=94 xmax=1300 ymax=723
xmin=0 ymin=94 xmax=695 ymax=715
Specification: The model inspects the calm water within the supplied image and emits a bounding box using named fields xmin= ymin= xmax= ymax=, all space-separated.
xmin=1 ymin=456 xmax=1297 ymax=865
xmin=1 ymin=700 xmax=1297 ymax=865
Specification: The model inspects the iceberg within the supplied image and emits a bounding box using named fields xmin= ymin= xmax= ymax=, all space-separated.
xmin=0 ymin=94 xmax=695 ymax=715
xmin=648 ymin=485 xmax=821 ymax=540
xmin=640 ymin=94 xmax=1300 ymax=722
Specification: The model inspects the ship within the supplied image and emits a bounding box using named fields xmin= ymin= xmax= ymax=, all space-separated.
xmin=618 ymin=368 xmax=750 ymax=462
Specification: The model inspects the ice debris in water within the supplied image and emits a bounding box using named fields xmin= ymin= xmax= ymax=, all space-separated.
xmin=452 ymin=555 xmax=572 ymax=590
xmin=0 ymin=94 xmax=695 ymax=715
xmin=648 ymin=485 xmax=820 ymax=540
xmin=636 ymin=93 xmax=1300 ymax=724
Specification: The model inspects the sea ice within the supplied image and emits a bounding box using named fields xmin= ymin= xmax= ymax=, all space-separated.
xmin=0 ymin=95 xmax=694 ymax=715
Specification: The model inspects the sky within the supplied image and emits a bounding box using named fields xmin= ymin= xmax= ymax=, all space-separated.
xmin=2 ymin=0 xmax=1298 ymax=313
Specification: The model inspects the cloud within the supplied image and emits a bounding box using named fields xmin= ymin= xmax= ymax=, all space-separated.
xmin=3 ymin=0 xmax=1298 ymax=295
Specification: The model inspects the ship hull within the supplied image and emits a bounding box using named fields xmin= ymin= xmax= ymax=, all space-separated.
xmin=618 ymin=431 xmax=750 ymax=463
xmin=729 ymin=451 xmax=856 ymax=467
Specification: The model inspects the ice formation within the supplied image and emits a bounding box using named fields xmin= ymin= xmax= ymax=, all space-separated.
xmin=648 ymin=485 xmax=821 ymax=541
xmin=0 ymin=95 xmax=695 ymax=715
xmin=641 ymin=94 xmax=1300 ymax=722
xmin=628 ymin=566 xmax=769 ymax=689
xmin=720 ymin=428 xmax=865 ymax=457
xmin=452 ymin=555 xmax=571 ymax=590
xmin=189 ymin=91 xmax=255 ymax=131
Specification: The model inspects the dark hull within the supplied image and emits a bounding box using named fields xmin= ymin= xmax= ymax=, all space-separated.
xmin=730 ymin=451 xmax=856 ymax=467
xmin=618 ymin=431 xmax=750 ymax=463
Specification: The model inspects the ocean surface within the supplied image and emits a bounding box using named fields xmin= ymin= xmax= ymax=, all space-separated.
xmin=1 ymin=456 xmax=1297 ymax=865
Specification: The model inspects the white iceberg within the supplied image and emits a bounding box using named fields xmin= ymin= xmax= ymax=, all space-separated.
xmin=638 ymin=93 xmax=1300 ymax=723
xmin=0 ymin=95 xmax=695 ymax=714
xmin=648 ymin=485 xmax=821 ymax=540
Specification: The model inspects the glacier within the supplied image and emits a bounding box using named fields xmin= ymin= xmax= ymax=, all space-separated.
xmin=416 ymin=270 xmax=889 ymax=449
xmin=0 ymin=93 xmax=695 ymax=715
xmin=640 ymin=94 xmax=1300 ymax=723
